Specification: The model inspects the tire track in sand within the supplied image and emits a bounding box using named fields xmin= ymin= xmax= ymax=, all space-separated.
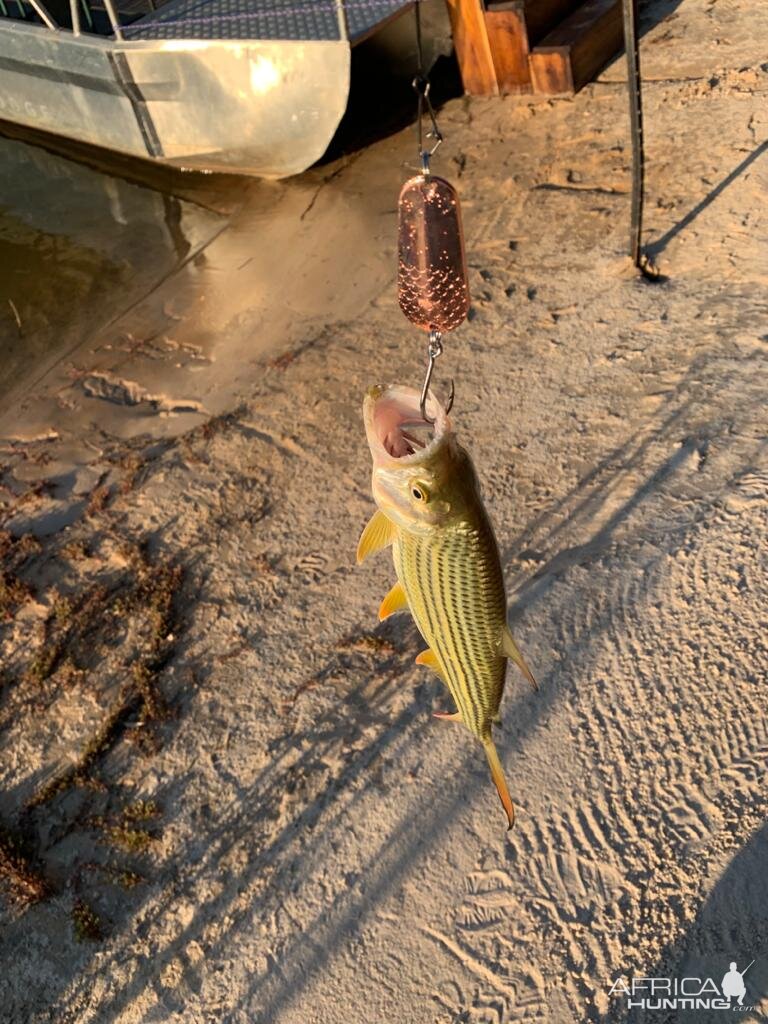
xmin=427 ymin=365 xmax=768 ymax=1021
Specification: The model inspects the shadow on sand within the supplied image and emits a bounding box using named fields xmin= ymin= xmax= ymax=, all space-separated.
xmin=610 ymin=821 xmax=768 ymax=1023
xmin=32 ymin=334 xmax=766 ymax=1024
xmin=647 ymin=140 xmax=768 ymax=260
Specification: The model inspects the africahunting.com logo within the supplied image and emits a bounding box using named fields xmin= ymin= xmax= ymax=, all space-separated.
xmin=609 ymin=960 xmax=764 ymax=1013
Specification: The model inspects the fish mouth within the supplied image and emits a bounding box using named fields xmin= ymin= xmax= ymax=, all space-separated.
xmin=363 ymin=385 xmax=449 ymax=463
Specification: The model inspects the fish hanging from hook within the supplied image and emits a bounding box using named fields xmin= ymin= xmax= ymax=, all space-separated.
xmin=354 ymin=1 xmax=538 ymax=832
xmin=356 ymin=386 xmax=537 ymax=831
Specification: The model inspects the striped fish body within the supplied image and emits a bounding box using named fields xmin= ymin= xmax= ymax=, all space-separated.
xmin=359 ymin=384 xmax=536 ymax=829
xmin=393 ymin=512 xmax=507 ymax=741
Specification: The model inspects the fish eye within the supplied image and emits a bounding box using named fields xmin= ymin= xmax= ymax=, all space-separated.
xmin=411 ymin=484 xmax=429 ymax=502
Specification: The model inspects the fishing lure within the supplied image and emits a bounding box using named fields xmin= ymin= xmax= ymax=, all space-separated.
xmin=357 ymin=386 xmax=536 ymax=829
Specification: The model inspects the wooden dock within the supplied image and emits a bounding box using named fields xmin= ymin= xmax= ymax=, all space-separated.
xmin=445 ymin=0 xmax=623 ymax=96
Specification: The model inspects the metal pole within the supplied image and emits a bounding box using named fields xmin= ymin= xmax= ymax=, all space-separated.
xmin=622 ymin=0 xmax=644 ymax=267
xmin=80 ymin=0 xmax=93 ymax=32
xmin=69 ymin=0 xmax=80 ymax=34
xmin=334 ymin=0 xmax=348 ymax=41
xmin=102 ymin=0 xmax=123 ymax=39
xmin=27 ymin=0 xmax=58 ymax=30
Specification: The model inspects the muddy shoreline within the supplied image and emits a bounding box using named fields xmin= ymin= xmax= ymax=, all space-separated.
xmin=2 ymin=0 xmax=768 ymax=1020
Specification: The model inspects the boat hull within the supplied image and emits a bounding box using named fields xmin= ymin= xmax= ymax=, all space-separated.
xmin=0 ymin=22 xmax=351 ymax=176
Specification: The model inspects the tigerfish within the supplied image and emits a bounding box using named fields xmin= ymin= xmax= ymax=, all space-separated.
xmin=357 ymin=384 xmax=536 ymax=830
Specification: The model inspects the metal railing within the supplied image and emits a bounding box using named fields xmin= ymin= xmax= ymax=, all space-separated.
xmin=0 ymin=0 xmax=158 ymax=38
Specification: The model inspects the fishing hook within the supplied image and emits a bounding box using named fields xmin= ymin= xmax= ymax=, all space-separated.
xmin=420 ymin=329 xmax=455 ymax=423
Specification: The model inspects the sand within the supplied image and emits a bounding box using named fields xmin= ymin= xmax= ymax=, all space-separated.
xmin=1 ymin=0 xmax=767 ymax=1020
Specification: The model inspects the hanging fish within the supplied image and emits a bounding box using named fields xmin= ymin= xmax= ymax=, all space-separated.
xmin=357 ymin=384 xmax=536 ymax=829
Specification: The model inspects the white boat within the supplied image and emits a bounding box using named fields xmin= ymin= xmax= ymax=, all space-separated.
xmin=0 ymin=0 xmax=414 ymax=176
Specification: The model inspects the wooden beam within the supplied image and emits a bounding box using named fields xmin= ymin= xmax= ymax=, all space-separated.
xmin=520 ymin=0 xmax=583 ymax=43
xmin=529 ymin=45 xmax=574 ymax=94
xmin=482 ymin=0 xmax=592 ymax=95
xmin=528 ymin=0 xmax=622 ymax=95
xmin=445 ymin=0 xmax=499 ymax=96
xmin=484 ymin=2 xmax=532 ymax=94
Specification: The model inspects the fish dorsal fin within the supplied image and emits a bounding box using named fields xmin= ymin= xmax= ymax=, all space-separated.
xmin=501 ymin=625 xmax=538 ymax=692
xmin=482 ymin=734 xmax=515 ymax=830
xmin=356 ymin=509 xmax=396 ymax=564
xmin=415 ymin=648 xmax=446 ymax=681
xmin=378 ymin=581 xmax=408 ymax=620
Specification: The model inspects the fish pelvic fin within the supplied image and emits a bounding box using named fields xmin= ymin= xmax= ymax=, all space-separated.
xmin=415 ymin=648 xmax=447 ymax=682
xmin=356 ymin=509 xmax=396 ymax=564
xmin=433 ymin=710 xmax=461 ymax=722
xmin=378 ymin=581 xmax=408 ymax=621
xmin=502 ymin=624 xmax=538 ymax=692
xmin=482 ymin=733 xmax=515 ymax=831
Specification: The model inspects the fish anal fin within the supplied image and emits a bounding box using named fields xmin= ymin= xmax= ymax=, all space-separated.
xmin=356 ymin=509 xmax=396 ymax=564
xmin=482 ymin=734 xmax=515 ymax=831
xmin=378 ymin=581 xmax=408 ymax=621
xmin=415 ymin=648 xmax=447 ymax=682
xmin=502 ymin=625 xmax=538 ymax=691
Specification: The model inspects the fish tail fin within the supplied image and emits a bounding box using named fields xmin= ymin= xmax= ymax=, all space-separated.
xmin=482 ymin=733 xmax=515 ymax=831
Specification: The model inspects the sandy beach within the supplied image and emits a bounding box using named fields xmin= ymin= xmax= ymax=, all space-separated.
xmin=1 ymin=0 xmax=767 ymax=1020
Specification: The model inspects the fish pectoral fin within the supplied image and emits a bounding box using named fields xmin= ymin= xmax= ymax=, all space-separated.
xmin=502 ymin=624 xmax=538 ymax=691
xmin=433 ymin=710 xmax=462 ymax=722
xmin=356 ymin=509 xmax=397 ymax=564
xmin=378 ymin=581 xmax=408 ymax=621
xmin=482 ymin=734 xmax=515 ymax=831
xmin=415 ymin=648 xmax=447 ymax=682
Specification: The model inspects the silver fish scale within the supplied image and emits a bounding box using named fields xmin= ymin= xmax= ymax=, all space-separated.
xmin=394 ymin=517 xmax=507 ymax=740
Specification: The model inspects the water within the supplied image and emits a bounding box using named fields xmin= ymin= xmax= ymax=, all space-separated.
xmin=0 ymin=0 xmax=462 ymax=416
xmin=0 ymin=133 xmax=228 ymax=413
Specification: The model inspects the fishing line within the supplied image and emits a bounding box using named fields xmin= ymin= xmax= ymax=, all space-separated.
xmin=412 ymin=0 xmax=442 ymax=175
